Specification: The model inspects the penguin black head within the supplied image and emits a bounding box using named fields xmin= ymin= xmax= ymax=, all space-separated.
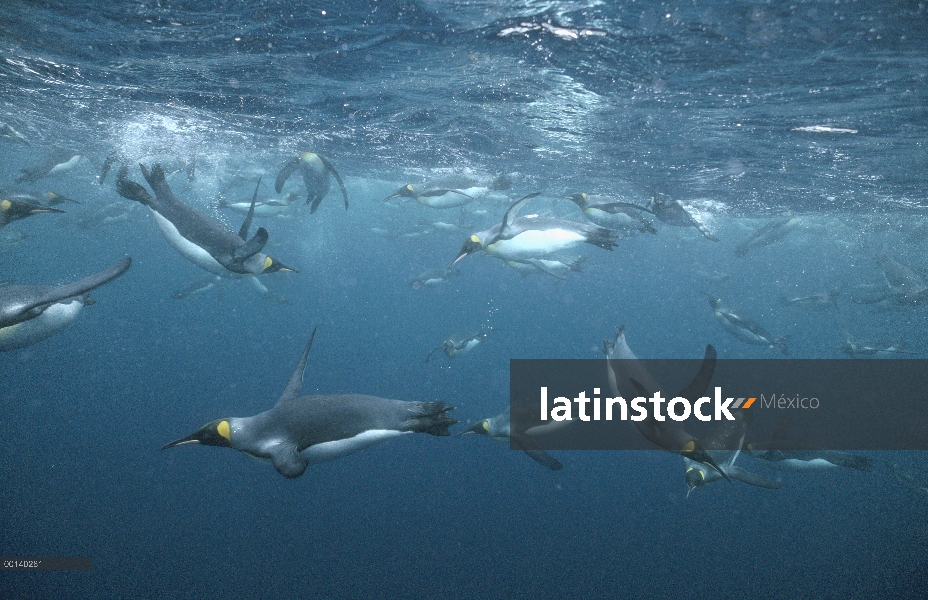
xmin=450 ymin=235 xmax=482 ymax=267
xmin=162 ymin=419 xmax=233 ymax=450
xmin=685 ymin=466 xmax=706 ymax=497
xmin=458 ymin=420 xmax=491 ymax=437
xmin=565 ymin=192 xmax=588 ymax=207
xmin=1 ymin=198 xmax=64 ymax=222
xmin=384 ymin=184 xmax=416 ymax=201
xmin=261 ymin=256 xmax=297 ymax=274
xmin=703 ymin=293 xmax=721 ymax=309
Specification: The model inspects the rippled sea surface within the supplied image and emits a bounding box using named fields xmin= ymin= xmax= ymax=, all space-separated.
xmin=2 ymin=1 xmax=927 ymax=598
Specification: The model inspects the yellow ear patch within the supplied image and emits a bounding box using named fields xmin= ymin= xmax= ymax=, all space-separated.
xmin=481 ymin=421 xmax=489 ymax=431
xmin=217 ymin=420 xmax=231 ymax=440
xmin=406 ymin=184 xmax=414 ymax=192
xmin=263 ymin=256 xmax=273 ymax=271
xmin=470 ymin=234 xmax=480 ymax=244
xmin=681 ymin=440 xmax=696 ymax=453
xmin=1 ymin=199 xmax=10 ymax=211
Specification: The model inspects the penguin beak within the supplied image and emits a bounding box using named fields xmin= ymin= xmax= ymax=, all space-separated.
xmin=384 ymin=184 xmax=415 ymax=202
xmin=262 ymin=257 xmax=298 ymax=274
xmin=457 ymin=420 xmax=489 ymax=437
xmin=450 ymin=237 xmax=481 ymax=267
xmin=161 ymin=433 xmax=202 ymax=450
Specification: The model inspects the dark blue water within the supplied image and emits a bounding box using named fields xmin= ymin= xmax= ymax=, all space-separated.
xmin=2 ymin=1 xmax=928 ymax=598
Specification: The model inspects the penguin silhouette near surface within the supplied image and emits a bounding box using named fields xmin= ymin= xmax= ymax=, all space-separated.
xmin=162 ymin=329 xmax=457 ymax=478
xmin=275 ymin=151 xmax=348 ymax=213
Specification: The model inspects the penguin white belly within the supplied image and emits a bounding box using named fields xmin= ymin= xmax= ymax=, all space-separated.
xmin=417 ymin=194 xmax=472 ymax=209
xmin=0 ymin=300 xmax=83 ymax=351
xmin=48 ymin=154 xmax=83 ymax=175
xmin=488 ymin=229 xmax=586 ymax=259
xmin=586 ymin=208 xmax=636 ymax=229
xmin=714 ymin=313 xmax=769 ymax=345
xmin=764 ymin=458 xmax=837 ymax=471
xmin=300 ymin=429 xmax=411 ymax=465
xmin=149 ymin=209 xmax=228 ymax=276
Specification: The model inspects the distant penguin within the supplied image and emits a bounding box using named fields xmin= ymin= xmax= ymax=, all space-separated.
xmin=426 ymin=332 xmax=486 ymax=362
xmin=116 ymin=165 xmax=296 ymax=276
xmin=15 ymin=148 xmax=84 ymax=184
xmin=384 ymin=184 xmax=475 ymax=209
xmin=0 ymin=257 xmax=131 ymax=351
xmin=502 ymin=255 xmax=585 ymax=280
xmin=749 ymin=450 xmax=873 ymax=472
xmin=735 ymin=217 xmax=799 ymax=257
xmin=0 ymin=123 xmax=29 ymax=145
xmin=275 ymin=151 xmax=348 ymax=213
xmin=1 ymin=197 xmax=64 ymax=228
xmin=705 ymin=294 xmax=789 ymax=355
xmin=162 ymin=328 xmax=457 ymax=478
xmin=459 ymin=408 xmax=565 ymax=471
xmin=450 ymin=193 xmax=616 ymax=266
xmin=409 ymin=267 xmax=459 ymax=289
xmin=647 ymin=193 xmax=718 ymax=241
xmin=564 ymin=193 xmax=656 ymax=234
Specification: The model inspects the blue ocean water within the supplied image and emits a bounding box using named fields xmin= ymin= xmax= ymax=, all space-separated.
xmin=1 ymin=0 xmax=927 ymax=598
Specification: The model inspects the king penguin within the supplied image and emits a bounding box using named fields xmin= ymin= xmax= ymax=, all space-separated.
xmin=15 ymin=148 xmax=84 ymax=184
xmin=0 ymin=257 xmax=131 ymax=351
xmin=1 ymin=197 xmax=64 ymax=228
xmin=425 ymin=332 xmax=486 ymax=362
xmin=564 ymin=192 xmax=656 ymax=234
xmin=275 ymin=151 xmax=348 ymax=213
xmin=116 ymin=164 xmax=295 ymax=276
xmin=705 ymin=294 xmax=788 ymax=355
xmin=450 ymin=193 xmax=617 ymax=266
xmin=459 ymin=407 xmax=566 ymax=471
xmin=384 ymin=184 xmax=475 ymax=209
xmin=162 ymin=328 xmax=458 ymax=478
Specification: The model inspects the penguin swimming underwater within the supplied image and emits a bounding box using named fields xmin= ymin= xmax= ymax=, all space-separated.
xmin=705 ymin=294 xmax=788 ymax=355
xmin=1 ymin=197 xmax=64 ymax=228
xmin=604 ymin=326 xmax=729 ymax=480
xmin=502 ymin=255 xmax=585 ymax=280
xmin=647 ymin=193 xmax=718 ymax=241
xmin=0 ymin=123 xmax=29 ymax=145
xmin=564 ymin=193 xmax=656 ymax=234
xmin=116 ymin=165 xmax=295 ymax=276
xmin=162 ymin=328 xmax=457 ymax=478
xmin=459 ymin=408 xmax=565 ymax=471
xmin=450 ymin=193 xmax=617 ymax=266
xmin=0 ymin=257 xmax=131 ymax=351
xmin=275 ymin=151 xmax=348 ymax=213
xmin=735 ymin=217 xmax=800 ymax=257
xmin=15 ymin=148 xmax=84 ymax=184
xmin=426 ymin=332 xmax=486 ymax=362
xmin=409 ymin=267 xmax=460 ymax=289
xmin=384 ymin=184 xmax=475 ymax=209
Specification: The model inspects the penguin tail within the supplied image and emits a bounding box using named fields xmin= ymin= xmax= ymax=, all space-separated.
xmin=408 ymin=402 xmax=457 ymax=436
xmin=115 ymin=166 xmax=154 ymax=205
xmin=584 ymin=227 xmax=617 ymax=250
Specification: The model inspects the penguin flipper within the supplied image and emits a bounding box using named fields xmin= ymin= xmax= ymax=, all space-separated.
xmin=317 ymin=154 xmax=349 ymax=210
xmin=275 ymin=157 xmax=301 ymax=194
xmin=233 ymin=227 xmax=269 ymax=261
xmin=1 ymin=257 xmax=131 ymax=327
xmin=99 ymin=151 xmax=118 ymax=184
xmin=677 ymin=344 xmax=717 ymax=401
xmin=500 ymin=192 xmax=542 ymax=235
xmin=726 ymin=465 xmax=781 ymax=489
xmin=277 ymin=327 xmax=317 ymax=404
xmin=270 ymin=444 xmax=308 ymax=478
xmin=238 ymin=177 xmax=261 ymax=240
xmin=511 ymin=431 xmax=563 ymax=470
xmin=115 ymin=166 xmax=154 ymax=205
xmin=308 ymin=195 xmax=323 ymax=213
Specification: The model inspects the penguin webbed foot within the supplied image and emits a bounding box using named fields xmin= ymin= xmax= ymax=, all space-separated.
xmin=115 ymin=166 xmax=154 ymax=205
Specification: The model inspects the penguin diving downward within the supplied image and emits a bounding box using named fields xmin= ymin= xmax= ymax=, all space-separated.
xmin=15 ymin=149 xmax=84 ymax=184
xmin=564 ymin=193 xmax=656 ymax=234
xmin=604 ymin=326 xmax=729 ymax=480
xmin=0 ymin=257 xmax=131 ymax=351
xmin=275 ymin=151 xmax=348 ymax=213
xmin=459 ymin=408 xmax=566 ymax=471
xmin=162 ymin=328 xmax=457 ymax=478
xmin=450 ymin=193 xmax=617 ymax=266
xmin=1 ymin=197 xmax=64 ymax=228
xmin=116 ymin=165 xmax=295 ymax=276
xmin=426 ymin=332 xmax=487 ymax=362
xmin=384 ymin=184 xmax=474 ymax=209
xmin=705 ymin=294 xmax=788 ymax=355
xmin=647 ymin=193 xmax=718 ymax=241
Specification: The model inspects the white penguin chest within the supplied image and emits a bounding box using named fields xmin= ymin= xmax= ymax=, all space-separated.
xmin=149 ymin=209 xmax=228 ymax=275
xmin=0 ymin=300 xmax=83 ymax=351
xmin=488 ymin=229 xmax=585 ymax=259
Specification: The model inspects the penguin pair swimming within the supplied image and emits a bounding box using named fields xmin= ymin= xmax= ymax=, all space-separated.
xmin=275 ymin=152 xmax=348 ymax=213
xmin=735 ymin=217 xmax=800 ymax=257
xmin=450 ymin=193 xmax=617 ymax=266
xmin=1 ymin=197 xmax=64 ymax=228
xmin=564 ymin=193 xmax=656 ymax=234
xmin=15 ymin=149 xmax=84 ymax=184
xmin=604 ymin=326 xmax=728 ymax=479
xmin=162 ymin=328 xmax=457 ymax=478
xmin=705 ymin=294 xmax=789 ymax=355
xmin=459 ymin=407 xmax=565 ymax=471
xmin=116 ymin=164 xmax=295 ymax=277
xmin=0 ymin=257 xmax=131 ymax=351
xmin=384 ymin=184 xmax=475 ymax=209
xmin=425 ymin=332 xmax=486 ymax=362
xmin=647 ymin=193 xmax=718 ymax=241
